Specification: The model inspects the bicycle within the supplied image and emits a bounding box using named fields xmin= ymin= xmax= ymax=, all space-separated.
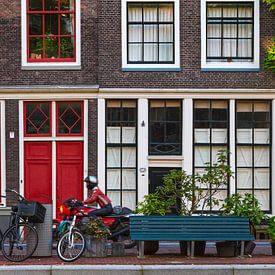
xmin=1 ymin=189 xmax=45 ymax=262
xmin=57 ymin=207 xmax=86 ymax=262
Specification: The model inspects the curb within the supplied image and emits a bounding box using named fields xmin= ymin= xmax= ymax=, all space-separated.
xmin=1 ymin=264 xmax=275 ymax=275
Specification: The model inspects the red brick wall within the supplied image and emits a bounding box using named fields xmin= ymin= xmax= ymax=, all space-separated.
xmin=98 ymin=0 xmax=275 ymax=89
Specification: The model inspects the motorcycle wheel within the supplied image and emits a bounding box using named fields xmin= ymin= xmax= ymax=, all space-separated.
xmin=57 ymin=229 xmax=85 ymax=262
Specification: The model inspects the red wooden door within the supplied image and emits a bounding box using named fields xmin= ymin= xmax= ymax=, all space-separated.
xmin=24 ymin=142 xmax=52 ymax=203
xmin=56 ymin=141 xmax=83 ymax=216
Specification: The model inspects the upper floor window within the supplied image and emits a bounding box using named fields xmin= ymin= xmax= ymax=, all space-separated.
xmin=122 ymin=0 xmax=180 ymax=71
xmin=22 ymin=0 xmax=81 ymax=69
xmin=201 ymin=0 xmax=259 ymax=71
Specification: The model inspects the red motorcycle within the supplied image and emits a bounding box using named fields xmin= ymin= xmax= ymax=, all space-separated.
xmin=57 ymin=198 xmax=136 ymax=249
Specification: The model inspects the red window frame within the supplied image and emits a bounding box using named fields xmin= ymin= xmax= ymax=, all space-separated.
xmin=27 ymin=0 xmax=76 ymax=62
xmin=24 ymin=101 xmax=52 ymax=137
xmin=56 ymin=101 xmax=84 ymax=137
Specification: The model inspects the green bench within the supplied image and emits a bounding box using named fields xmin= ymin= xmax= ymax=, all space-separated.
xmin=130 ymin=215 xmax=255 ymax=258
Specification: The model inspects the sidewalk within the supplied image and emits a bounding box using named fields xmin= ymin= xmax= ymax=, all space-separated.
xmin=0 ymin=241 xmax=275 ymax=266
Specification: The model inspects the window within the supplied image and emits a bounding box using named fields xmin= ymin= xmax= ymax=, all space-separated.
xmin=24 ymin=101 xmax=83 ymax=137
xmin=57 ymin=101 xmax=83 ymax=136
xmin=122 ymin=0 xmax=180 ymax=70
xmin=106 ymin=100 xmax=137 ymax=209
xmin=236 ymin=100 xmax=271 ymax=212
xmin=201 ymin=0 xmax=259 ymax=70
xmin=193 ymin=100 xmax=229 ymax=210
xmin=149 ymin=100 xmax=182 ymax=155
xmin=24 ymin=102 xmax=51 ymax=136
xmin=22 ymin=0 xmax=81 ymax=69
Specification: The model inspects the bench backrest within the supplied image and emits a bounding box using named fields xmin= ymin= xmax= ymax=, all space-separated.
xmin=130 ymin=215 xmax=255 ymax=241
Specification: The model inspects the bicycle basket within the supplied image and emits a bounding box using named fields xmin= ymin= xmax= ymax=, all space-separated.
xmin=18 ymin=200 xmax=46 ymax=223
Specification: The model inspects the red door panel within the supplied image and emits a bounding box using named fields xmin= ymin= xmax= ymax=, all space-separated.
xmin=24 ymin=142 xmax=52 ymax=203
xmin=56 ymin=141 xmax=83 ymax=216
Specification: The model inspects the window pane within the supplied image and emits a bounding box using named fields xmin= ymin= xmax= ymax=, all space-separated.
xmin=237 ymin=168 xmax=252 ymax=188
xmin=29 ymin=0 xmax=43 ymax=11
xmin=159 ymin=25 xmax=173 ymax=42
xmin=237 ymin=129 xmax=252 ymax=143
xmin=45 ymin=37 xmax=58 ymax=58
xmin=107 ymin=191 xmax=120 ymax=206
xmin=238 ymin=39 xmax=252 ymax=58
xmin=122 ymin=148 xmax=136 ymax=167
xmin=129 ymin=25 xmax=142 ymax=42
xmin=61 ymin=0 xmax=74 ymax=10
xmin=207 ymin=5 xmax=222 ymax=17
xmin=122 ymin=191 xmax=136 ymax=210
xmin=237 ymin=146 xmax=252 ymax=166
xmin=159 ymin=4 xmax=173 ymax=21
xmin=128 ymin=44 xmax=142 ymax=62
xmin=207 ymin=24 xmax=221 ymax=38
xmin=254 ymin=147 xmax=269 ymax=166
xmin=254 ymin=190 xmax=269 ymax=211
xmin=44 ymin=0 xmax=58 ymax=10
xmin=195 ymin=129 xmax=210 ymax=143
xmin=58 ymin=102 xmax=82 ymax=135
xmin=207 ymin=39 xmax=221 ymax=57
xmin=25 ymin=103 xmax=50 ymax=135
xmin=29 ymin=38 xmax=43 ymax=59
xmin=144 ymin=44 xmax=158 ymax=61
xmin=159 ymin=44 xmax=173 ymax=62
xmin=45 ymin=14 xmax=58 ymax=35
xmin=143 ymin=6 xmax=158 ymax=22
xmin=60 ymin=14 xmax=74 ymax=35
xmin=107 ymin=148 xmax=120 ymax=167
xmin=107 ymin=127 xmax=120 ymax=143
xmin=122 ymin=170 xmax=136 ymax=189
xmin=29 ymin=15 xmax=42 ymax=35
xmin=128 ymin=5 xmax=142 ymax=22
xmin=239 ymin=24 xmax=252 ymax=38
xmin=144 ymin=25 xmax=158 ymax=42
xmin=223 ymin=39 xmax=236 ymax=57
xmin=107 ymin=169 xmax=120 ymax=189
xmin=122 ymin=127 xmax=136 ymax=143
xmin=195 ymin=146 xmax=210 ymax=166
xmin=254 ymin=168 xmax=269 ymax=189
xmin=60 ymin=38 xmax=75 ymax=58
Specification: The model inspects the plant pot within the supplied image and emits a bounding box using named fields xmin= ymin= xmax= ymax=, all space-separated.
xmin=84 ymin=236 xmax=108 ymax=257
xmin=137 ymin=241 xmax=159 ymax=255
xmin=179 ymin=241 xmax=206 ymax=256
xmin=216 ymin=241 xmax=238 ymax=257
xmin=271 ymin=241 xmax=275 ymax=255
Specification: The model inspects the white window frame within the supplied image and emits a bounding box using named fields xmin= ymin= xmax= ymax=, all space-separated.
xmin=0 ymin=101 xmax=6 ymax=207
xmin=201 ymin=0 xmax=259 ymax=71
xmin=21 ymin=0 xmax=81 ymax=70
xmin=121 ymin=0 xmax=180 ymax=71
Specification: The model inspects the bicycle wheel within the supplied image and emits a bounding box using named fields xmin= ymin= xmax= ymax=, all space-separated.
xmin=57 ymin=229 xmax=85 ymax=262
xmin=2 ymin=223 xmax=38 ymax=262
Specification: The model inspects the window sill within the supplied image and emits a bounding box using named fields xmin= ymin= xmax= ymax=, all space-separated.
xmin=21 ymin=63 xmax=81 ymax=70
xmin=148 ymin=155 xmax=183 ymax=160
xmin=122 ymin=67 xmax=181 ymax=72
xmin=201 ymin=68 xmax=260 ymax=72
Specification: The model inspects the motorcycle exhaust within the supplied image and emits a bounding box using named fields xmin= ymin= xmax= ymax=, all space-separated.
xmin=110 ymin=226 xmax=130 ymax=238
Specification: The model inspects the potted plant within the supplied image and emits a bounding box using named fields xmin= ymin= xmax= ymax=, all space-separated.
xmin=267 ymin=216 xmax=275 ymax=255
xmin=219 ymin=193 xmax=266 ymax=257
xmin=83 ymin=217 xmax=111 ymax=257
xmin=136 ymin=150 xmax=233 ymax=256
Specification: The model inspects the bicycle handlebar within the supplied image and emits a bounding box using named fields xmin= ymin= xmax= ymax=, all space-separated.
xmin=6 ymin=189 xmax=25 ymax=201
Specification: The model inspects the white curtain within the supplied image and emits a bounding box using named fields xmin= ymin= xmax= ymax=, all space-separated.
xmin=107 ymin=147 xmax=120 ymax=167
xmin=207 ymin=5 xmax=252 ymax=59
xmin=128 ymin=4 xmax=173 ymax=62
xmin=237 ymin=168 xmax=252 ymax=188
xmin=122 ymin=147 xmax=136 ymax=167
xmin=107 ymin=169 xmax=120 ymax=189
xmin=237 ymin=146 xmax=252 ymax=166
